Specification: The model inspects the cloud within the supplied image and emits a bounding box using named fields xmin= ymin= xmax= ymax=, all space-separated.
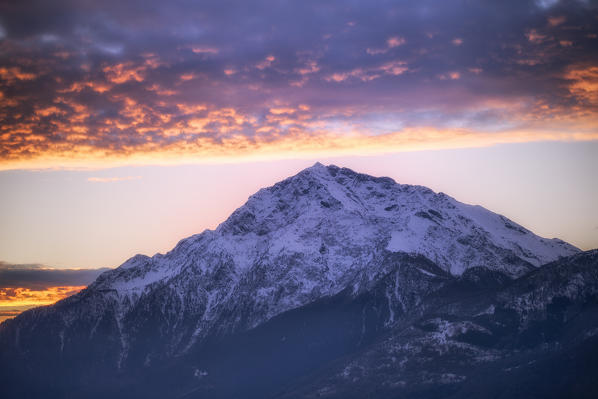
xmin=0 ymin=261 xmax=109 ymax=290
xmin=256 ymin=55 xmax=276 ymax=70
xmin=0 ymin=309 xmax=24 ymax=318
xmin=387 ymin=36 xmax=406 ymax=48
xmin=0 ymin=308 xmax=28 ymax=323
xmin=0 ymin=0 xmax=597 ymax=169
xmin=190 ymin=46 xmax=219 ymax=55
xmin=565 ymin=65 xmax=598 ymax=106
xmin=547 ymin=16 xmax=566 ymax=27
xmin=0 ymin=262 xmax=109 ymax=322
xmin=0 ymin=286 xmax=86 ymax=305
xmin=0 ymin=287 xmax=88 ymax=322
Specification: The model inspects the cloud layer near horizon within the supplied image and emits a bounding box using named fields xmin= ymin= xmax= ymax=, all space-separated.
xmin=0 ymin=262 xmax=108 ymax=322
xmin=1 ymin=0 xmax=597 ymax=169
xmin=0 ymin=261 xmax=108 ymax=289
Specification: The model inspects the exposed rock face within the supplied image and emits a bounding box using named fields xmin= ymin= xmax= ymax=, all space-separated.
xmin=0 ymin=163 xmax=592 ymax=399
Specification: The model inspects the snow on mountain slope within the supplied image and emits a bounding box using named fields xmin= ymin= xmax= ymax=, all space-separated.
xmin=275 ymin=250 xmax=598 ymax=399
xmin=81 ymin=163 xmax=578 ymax=356
xmin=2 ymin=163 xmax=579 ymax=370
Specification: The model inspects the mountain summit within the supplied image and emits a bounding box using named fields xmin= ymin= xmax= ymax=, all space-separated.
xmin=1 ymin=164 xmax=594 ymax=399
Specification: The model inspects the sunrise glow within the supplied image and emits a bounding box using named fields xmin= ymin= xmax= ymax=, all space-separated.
xmin=0 ymin=286 xmax=86 ymax=322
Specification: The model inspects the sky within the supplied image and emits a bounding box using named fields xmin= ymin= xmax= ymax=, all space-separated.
xmin=0 ymin=0 xmax=597 ymax=320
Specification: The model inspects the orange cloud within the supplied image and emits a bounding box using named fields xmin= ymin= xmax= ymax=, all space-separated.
xmin=566 ymin=65 xmax=598 ymax=106
xmin=0 ymin=286 xmax=85 ymax=306
xmin=0 ymin=309 xmax=26 ymax=323
xmin=0 ymin=286 xmax=86 ymax=322
xmin=180 ymin=73 xmax=195 ymax=81
xmin=326 ymin=60 xmax=408 ymax=82
xmin=59 ymin=81 xmax=112 ymax=94
xmin=269 ymin=107 xmax=297 ymax=115
xmin=0 ymin=67 xmax=37 ymax=83
xmin=148 ymin=84 xmax=177 ymax=96
xmin=1 ymin=58 xmax=597 ymax=172
xmin=1 ymin=110 xmax=596 ymax=172
xmin=104 ymin=63 xmax=146 ymax=84
xmin=548 ymin=16 xmax=566 ymax=27
xmin=35 ymin=106 xmax=65 ymax=117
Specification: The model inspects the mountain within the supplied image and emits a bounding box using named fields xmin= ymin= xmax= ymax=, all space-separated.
xmin=0 ymin=163 xmax=594 ymax=399
xmin=275 ymin=249 xmax=598 ymax=399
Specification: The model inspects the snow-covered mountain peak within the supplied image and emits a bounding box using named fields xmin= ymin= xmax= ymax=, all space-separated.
xmin=91 ymin=163 xmax=579 ymax=323
xmin=106 ymin=163 xmax=578 ymax=295
xmin=3 ymin=163 xmax=583 ymax=379
xmin=217 ymin=163 xmax=404 ymax=236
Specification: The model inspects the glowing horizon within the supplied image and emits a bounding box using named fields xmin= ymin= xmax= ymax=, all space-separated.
xmin=0 ymin=286 xmax=87 ymax=322
xmin=2 ymin=127 xmax=597 ymax=172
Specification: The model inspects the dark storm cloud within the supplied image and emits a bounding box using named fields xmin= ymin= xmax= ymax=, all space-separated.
xmin=0 ymin=0 xmax=597 ymax=166
xmin=0 ymin=261 xmax=108 ymax=290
